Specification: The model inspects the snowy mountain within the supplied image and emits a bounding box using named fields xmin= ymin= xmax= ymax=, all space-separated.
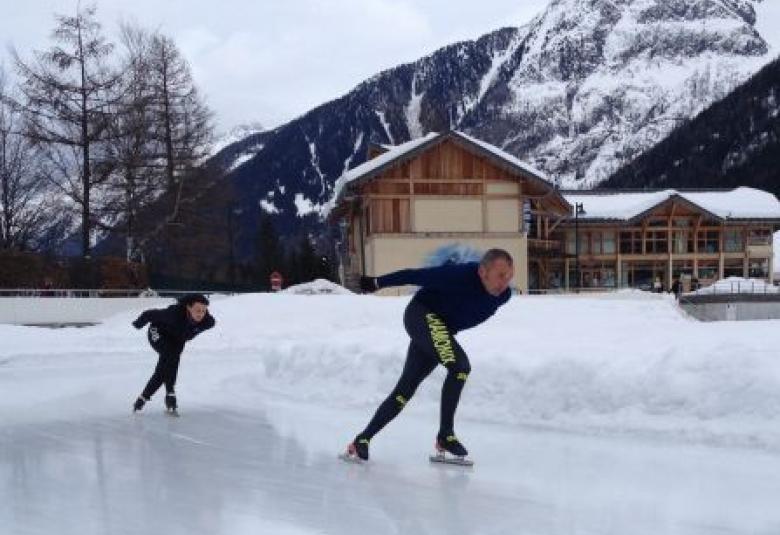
xmin=602 ymin=55 xmax=780 ymax=195
xmin=209 ymin=123 xmax=270 ymax=174
xmin=464 ymin=0 xmax=770 ymax=188
xmin=220 ymin=0 xmax=774 ymax=239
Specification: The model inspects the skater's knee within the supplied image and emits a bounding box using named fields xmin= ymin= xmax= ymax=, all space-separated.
xmin=449 ymin=361 xmax=470 ymax=381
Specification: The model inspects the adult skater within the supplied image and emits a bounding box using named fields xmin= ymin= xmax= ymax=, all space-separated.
xmin=345 ymin=249 xmax=514 ymax=462
xmin=131 ymin=293 xmax=216 ymax=415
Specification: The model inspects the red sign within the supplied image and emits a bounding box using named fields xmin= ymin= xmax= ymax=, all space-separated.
xmin=270 ymin=271 xmax=283 ymax=292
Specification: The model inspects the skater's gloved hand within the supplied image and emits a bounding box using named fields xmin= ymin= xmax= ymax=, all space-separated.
xmin=132 ymin=317 xmax=147 ymax=329
xmin=359 ymin=276 xmax=378 ymax=293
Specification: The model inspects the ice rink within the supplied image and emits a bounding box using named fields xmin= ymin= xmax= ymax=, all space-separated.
xmin=3 ymin=291 xmax=780 ymax=534
xmin=2 ymin=399 xmax=780 ymax=535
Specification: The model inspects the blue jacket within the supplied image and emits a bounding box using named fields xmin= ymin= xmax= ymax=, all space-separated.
xmin=377 ymin=262 xmax=511 ymax=333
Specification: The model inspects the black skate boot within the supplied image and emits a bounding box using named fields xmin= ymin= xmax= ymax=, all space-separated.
xmin=165 ymin=392 xmax=179 ymax=416
xmin=430 ymin=433 xmax=473 ymax=466
xmin=436 ymin=433 xmax=468 ymax=457
xmin=340 ymin=435 xmax=370 ymax=463
xmin=132 ymin=396 xmax=147 ymax=413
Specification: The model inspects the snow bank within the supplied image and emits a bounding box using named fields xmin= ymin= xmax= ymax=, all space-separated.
xmin=2 ymin=292 xmax=779 ymax=451
xmin=691 ymin=277 xmax=779 ymax=295
xmin=282 ymin=279 xmax=353 ymax=295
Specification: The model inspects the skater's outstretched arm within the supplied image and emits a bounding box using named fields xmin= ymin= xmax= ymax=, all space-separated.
xmin=132 ymin=309 xmax=159 ymax=329
xmin=131 ymin=306 xmax=178 ymax=332
xmin=365 ymin=263 xmax=478 ymax=292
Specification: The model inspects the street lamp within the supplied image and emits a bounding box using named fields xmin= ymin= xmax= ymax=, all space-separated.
xmin=574 ymin=202 xmax=585 ymax=291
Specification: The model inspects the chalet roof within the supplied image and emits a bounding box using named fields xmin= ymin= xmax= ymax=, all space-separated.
xmin=562 ymin=187 xmax=780 ymax=223
xmin=327 ymin=130 xmax=559 ymax=214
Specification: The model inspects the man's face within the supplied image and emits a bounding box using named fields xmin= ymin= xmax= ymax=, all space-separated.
xmin=478 ymin=258 xmax=514 ymax=296
xmin=187 ymin=302 xmax=208 ymax=323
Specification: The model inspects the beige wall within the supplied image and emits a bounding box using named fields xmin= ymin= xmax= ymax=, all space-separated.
xmin=412 ymin=195 xmax=521 ymax=234
xmin=413 ymin=199 xmax=482 ymax=232
xmin=747 ymin=245 xmax=772 ymax=258
xmin=364 ymin=235 xmax=528 ymax=293
xmin=486 ymin=199 xmax=520 ymax=232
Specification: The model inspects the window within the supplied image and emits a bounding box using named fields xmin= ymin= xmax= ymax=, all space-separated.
xmin=748 ymin=229 xmax=771 ymax=246
xmin=697 ymin=230 xmax=720 ymax=253
xmin=578 ymin=232 xmax=589 ymax=255
xmin=620 ymin=231 xmax=641 ymax=254
xmin=581 ymin=267 xmax=616 ymax=288
xmin=621 ymin=261 xmax=665 ymax=290
xmin=672 ymin=230 xmax=694 ymax=254
xmin=368 ymin=199 xmax=410 ymax=233
xmin=749 ymin=259 xmax=769 ymax=278
xmin=672 ymin=260 xmax=694 ymax=279
xmin=646 ymin=230 xmax=668 ymax=254
xmin=724 ymin=259 xmax=744 ymax=278
xmin=566 ymin=231 xmax=576 ymax=255
xmin=591 ymin=232 xmax=602 ymax=255
xmin=724 ymin=229 xmax=744 ymax=253
xmin=697 ymin=260 xmax=719 ymax=280
xmin=603 ymin=231 xmax=616 ymax=254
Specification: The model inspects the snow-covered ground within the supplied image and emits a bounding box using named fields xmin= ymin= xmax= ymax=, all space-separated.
xmin=690 ymin=277 xmax=779 ymax=295
xmin=2 ymin=291 xmax=780 ymax=534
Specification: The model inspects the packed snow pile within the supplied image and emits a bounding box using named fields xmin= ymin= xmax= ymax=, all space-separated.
xmin=691 ymin=277 xmax=779 ymax=295
xmin=1 ymin=292 xmax=779 ymax=450
xmin=281 ymin=279 xmax=353 ymax=295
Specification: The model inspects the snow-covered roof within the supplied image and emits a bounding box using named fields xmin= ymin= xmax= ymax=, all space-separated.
xmin=327 ymin=131 xmax=557 ymax=215
xmin=562 ymin=187 xmax=780 ymax=222
xmin=326 ymin=133 xmax=438 ymax=215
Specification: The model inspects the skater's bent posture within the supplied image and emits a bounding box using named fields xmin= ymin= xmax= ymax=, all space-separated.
xmin=346 ymin=249 xmax=514 ymax=461
xmin=131 ymin=293 xmax=215 ymax=414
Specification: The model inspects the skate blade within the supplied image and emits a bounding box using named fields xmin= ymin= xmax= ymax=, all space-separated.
xmin=165 ymin=409 xmax=180 ymax=418
xmin=429 ymin=453 xmax=474 ymax=467
xmin=338 ymin=452 xmax=366 ymax=465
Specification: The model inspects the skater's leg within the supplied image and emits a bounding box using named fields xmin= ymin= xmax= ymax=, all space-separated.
xmin=358 ymin=343 xmax=436 ymax=440
xmin=163 ymin=352 xmax=181 ymax=410
xmin=163 ymin=352 xmax=181 ymax=394
xmin=140 ymin=333 xmax=180 ymax=401
xmin=417 ymin=309 xmax=471 ymax=437
xmin=439 ymin=340 xmax=470 ymax=436
xmin=140 ymin=354 xmax=166 ymax=400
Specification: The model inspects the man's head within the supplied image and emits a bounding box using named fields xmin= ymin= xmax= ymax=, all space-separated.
xmin=478 ymin=249 xmax=514 ymax=296
xmin=179 ymin=294 xmax=210 ymax=323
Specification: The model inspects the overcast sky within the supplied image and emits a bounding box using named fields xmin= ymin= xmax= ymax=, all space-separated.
xmin=3 ymin=1 xmax=779 ymax=135
xmin=1 ymin=0 xmax=549 ymax=133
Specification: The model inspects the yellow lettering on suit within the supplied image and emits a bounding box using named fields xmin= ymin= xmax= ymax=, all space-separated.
xmin=425 ymin=313 xmax=457 ymax=365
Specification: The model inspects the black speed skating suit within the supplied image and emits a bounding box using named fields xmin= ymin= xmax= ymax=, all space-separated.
xmin=133 ymin=302 xmax=215 ymax=402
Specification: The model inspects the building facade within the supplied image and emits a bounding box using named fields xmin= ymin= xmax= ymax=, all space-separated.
xmin=330 ymin=131 xmax=569 ymax=292
xmin=330 ymin=132 xmax=780 ymax=293
xmin=550 ymin=189 xmax=780 ymax=292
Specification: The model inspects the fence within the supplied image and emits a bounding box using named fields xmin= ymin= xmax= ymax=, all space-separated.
xmin=0 ymin=289 xmax=228 ymax=326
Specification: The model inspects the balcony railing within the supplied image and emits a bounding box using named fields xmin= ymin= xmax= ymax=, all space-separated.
xmin=528 ymin=239 xmax=564 ymax=256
